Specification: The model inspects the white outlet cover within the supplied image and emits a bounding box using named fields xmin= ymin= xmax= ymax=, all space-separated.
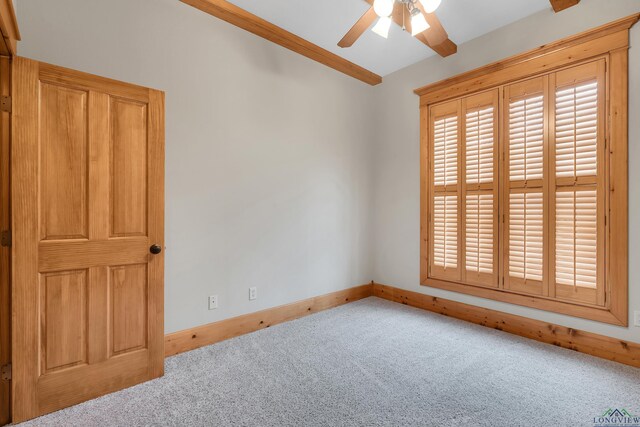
xmin=634 ymin=311 xmax=640 ymax=327
xmin=208 ymin=295 xmax=218 ymax=310
xmin=249 ymin=287 xmax=257 ymax=300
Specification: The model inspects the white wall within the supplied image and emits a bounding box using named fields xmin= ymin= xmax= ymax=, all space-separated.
xmin=17 ymin=0 xmax=375 ymax=334
xmin=372 ymin=0 xmax=640 ymax=343
xmin=17 ymin=0 xmax=640 ymax=343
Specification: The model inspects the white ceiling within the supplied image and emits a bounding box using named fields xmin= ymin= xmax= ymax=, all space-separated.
xmin=227 ymin=0 xmax=552 ymax=76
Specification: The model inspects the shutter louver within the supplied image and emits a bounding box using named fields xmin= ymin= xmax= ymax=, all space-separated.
xmin=465 ymin=193 xmax=493 ymax=274
xmin=434 ymin=116 xmax=458 ymax=186
xmin=433 ymin=194 xmax=457 ymax=269
xmin=509 ymin=95 xmax=544 ymax=181
xmin=509 ymin=192 xmax=544 ymax=282
xmin=555 ymin=190 xmax=597 ymax=288
xmin=466 ymin=107 xmax=494 ymax=184
xmin=555 ymin=82 xmax=598 ymax=178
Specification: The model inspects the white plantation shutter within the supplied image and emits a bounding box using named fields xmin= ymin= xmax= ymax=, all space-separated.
xmin=555 ymin=189 xmax=597 ymax=288
xmin=555 ymin=82 xmax=598 ymax=178
xmin=509 ymin=95 xmax=544 ymax=181
xmin=465 ymin=193 xmax=493 ymax=274
xmin=433 ymin=115 xmax=458 ymax=186
xmin=433 ymin=194 xmax=458 ymax=269
xmin=465 ymin=106 xmax=494 ymax=184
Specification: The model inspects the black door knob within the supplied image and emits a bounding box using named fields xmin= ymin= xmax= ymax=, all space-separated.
xmin=150 ymin=244 xmax=162 ymax=255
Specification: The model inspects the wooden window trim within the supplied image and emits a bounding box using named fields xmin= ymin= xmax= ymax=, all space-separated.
xmin=414 ymin=14 xmax=639 ymax=101
xmin=417 ymin=15 xmax=638 ymax=326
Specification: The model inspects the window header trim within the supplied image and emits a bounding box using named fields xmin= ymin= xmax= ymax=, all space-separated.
xmin=414 ymin=13 xmax=639 ymax=104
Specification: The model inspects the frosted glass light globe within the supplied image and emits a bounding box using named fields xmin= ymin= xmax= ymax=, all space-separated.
xmin=373 ymin=0 xmax=395 ymax=17
xmin=420 ymin=0 xmax=441 ymax=13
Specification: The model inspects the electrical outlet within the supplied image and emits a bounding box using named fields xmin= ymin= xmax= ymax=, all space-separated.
xmin=634 ymin=311 xmax=640 ymax=327
xmin=208 ymin=295 xmax=218 ymax=310
xmin=249 ymin=287 xmax=257 ymax=301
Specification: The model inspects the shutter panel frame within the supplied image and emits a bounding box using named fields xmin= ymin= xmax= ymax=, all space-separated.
xmin=549 ymin=60 xmax=606 ymax=306
xmin=461 ymin=90 xmax=500 ymax=288
xmin=429 ymin=99 xmax=462 ymax=282
xmin=503 ymin=76 xmax=549 ymax=296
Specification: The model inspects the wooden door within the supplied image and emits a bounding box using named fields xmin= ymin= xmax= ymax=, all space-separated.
xmin=11 ymin=57 xmax=165 ymax=423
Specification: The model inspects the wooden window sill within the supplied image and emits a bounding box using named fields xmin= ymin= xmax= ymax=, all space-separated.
xmin=422 ymin=277 xmax=626 ymax=326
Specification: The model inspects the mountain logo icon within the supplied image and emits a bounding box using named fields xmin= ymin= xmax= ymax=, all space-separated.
xmin=602 ymin=409 xmax=634 ymax=418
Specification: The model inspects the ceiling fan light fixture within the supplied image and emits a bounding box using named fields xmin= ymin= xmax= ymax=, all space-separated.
xmin=372 ymin=15 xmax=392 ymax=38
xmin=411 ymin=11 xmax=430 ymax=36
xmin=419 ymin=0 xmax=442 ymax=14
xmin=373 ymin=0 xmax=394 ymax=17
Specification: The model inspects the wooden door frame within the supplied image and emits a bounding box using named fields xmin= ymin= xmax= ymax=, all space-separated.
xmin=0 ymin=54 xmax=11 ymax=426
xmin=0 ymin=4 xmax=18 ymax=424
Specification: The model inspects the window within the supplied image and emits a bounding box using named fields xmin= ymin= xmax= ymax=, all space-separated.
xmin=417 ymin=19 xmax=632 ymax=326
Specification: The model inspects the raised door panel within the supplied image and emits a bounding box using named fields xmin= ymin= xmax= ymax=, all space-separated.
xmin=39 ymin=83 xmax=88 ymax=241
xmin=39 ymin=270 xmax=88 ymax=373
xmin=110 ymin=264 xmax=148 ymax=355
xmin=110 ymin=98 xmax=148 ymax=237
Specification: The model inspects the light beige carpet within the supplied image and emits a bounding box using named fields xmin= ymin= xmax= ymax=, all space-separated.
xmin=17 ymin=297 xmax=640 ymax=426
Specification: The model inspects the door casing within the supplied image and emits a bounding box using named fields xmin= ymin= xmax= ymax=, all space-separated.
xmin=0 ymin=54 xmax=11 ymax=427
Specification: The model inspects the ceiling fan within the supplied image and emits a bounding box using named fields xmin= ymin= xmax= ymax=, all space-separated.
xmin=338 ymin=0 xmax=457 ymax=57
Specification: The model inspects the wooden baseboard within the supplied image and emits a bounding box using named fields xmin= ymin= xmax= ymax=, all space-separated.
xmin=373 ymin=283 xmax=640 ymax=369
xmin=165 ymin=281 xmax=639 ymax=369
xmin=165 ymin=283 xmax=374 ymax=357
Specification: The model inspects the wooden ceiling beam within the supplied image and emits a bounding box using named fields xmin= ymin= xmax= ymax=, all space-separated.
xmin=338 ymin=7 xmax=377 ymax=48
xmin=549 ymin=0 xmax=580 ymax=13
xmin=0 ymin=0 xmax=20 ymax=55
xmin=182 ymin=0 xmax=382 ymax=85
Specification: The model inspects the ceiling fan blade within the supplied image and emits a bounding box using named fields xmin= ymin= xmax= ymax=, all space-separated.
xmin=338 ymin=7 xmax=377 ymax=48
xmin=413 ymin=2 xmax=457 ymax=57
xmin=549 ymin=0 xmax=580 ymax=12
